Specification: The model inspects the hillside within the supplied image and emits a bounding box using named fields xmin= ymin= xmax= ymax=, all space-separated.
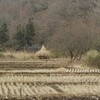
xmin=0 ymin=0 xmax=100 ymax=42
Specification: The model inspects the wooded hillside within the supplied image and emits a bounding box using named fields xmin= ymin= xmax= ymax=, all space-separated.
xmin=0 ymin=0 xmax=100 ymax=58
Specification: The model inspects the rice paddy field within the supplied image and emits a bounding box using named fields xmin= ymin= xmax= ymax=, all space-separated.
xmin=0 ymin=60 xmax=100 ymax=100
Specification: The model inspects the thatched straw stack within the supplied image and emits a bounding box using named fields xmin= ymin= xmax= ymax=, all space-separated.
xmin=35 ymin=45 xmax=52 ymax=59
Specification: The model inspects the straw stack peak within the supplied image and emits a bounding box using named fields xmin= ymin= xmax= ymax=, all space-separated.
xmin=41 ymin=44 xmax=46 ymax=51
xmin=35 ymin=44 xmax=52 ymax=59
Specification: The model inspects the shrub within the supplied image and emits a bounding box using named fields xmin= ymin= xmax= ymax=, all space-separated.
xmin=86 ymin=50 xmax=99 ymax=58
xmin=52 ymin=51 xmax=67 ymax=58
xmin=7 ymin=54 xmax=15 ymax=58
xmin=87 ymin=50 xmax=100 ymax=68
xmin=0 ymin=53 xmax=5 ymax=58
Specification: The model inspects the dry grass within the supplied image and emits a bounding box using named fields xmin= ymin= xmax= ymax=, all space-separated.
xmin=0 ymin=73 xmax=99 ymax=99
xmin=0 ymin=50 xmax=97 ymax=69
xmin=0 ymin=51 xmax=35 ymax=60
xmin=0 ymin=51 xmax=90 ymax=69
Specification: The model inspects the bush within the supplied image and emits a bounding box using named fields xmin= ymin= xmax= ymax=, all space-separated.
xmin=0 ymin=53 xmax=5 ymax=58
xmin=52 ymin=51 xmax=67 ymax=58
xmin=87 ymin=50 xmax=99 ymax=58
xmin=7 ymin=54 xmax=15 ymax=58
xmin=87 ymin=50 xmax=100 ymax=68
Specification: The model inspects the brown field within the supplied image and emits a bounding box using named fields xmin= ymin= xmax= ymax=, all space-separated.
xmin=0 ymin=60 xmax=99 ymax=100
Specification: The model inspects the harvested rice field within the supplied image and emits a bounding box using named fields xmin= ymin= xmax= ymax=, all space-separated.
xmin=0 ymin=61 xmax=100 ymax=100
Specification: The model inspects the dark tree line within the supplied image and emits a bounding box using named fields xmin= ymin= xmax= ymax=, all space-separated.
xmin=0 ymin=21 xmax=8 ymax=46
xmin=15 ymin=18 xmax=35 ymax=49
xmin=0 ymin=19 xmax=35 ymax=50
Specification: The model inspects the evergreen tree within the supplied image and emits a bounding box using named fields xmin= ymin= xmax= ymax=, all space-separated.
xmin=15 ymin=26 xmax=25 ymax=48
xmin=0 ymin=21 xmax=8 ymax=45
xmin=25 ymin=18 xmax=35 ymax=46
xmin=15 ymin=19 xmax=35 ymax=49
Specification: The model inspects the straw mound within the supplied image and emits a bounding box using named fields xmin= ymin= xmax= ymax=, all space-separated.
xmin=35 ymin=45 xmax=52 ymax=59
xmin=56 ymin=67 xmax=66 ymax=72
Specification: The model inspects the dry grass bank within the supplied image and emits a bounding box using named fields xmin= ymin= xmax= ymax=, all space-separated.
xmin=0 ymin=51 xmax=35 ymax=61
xmin=0 ymin=50 xmax=98 ymax=69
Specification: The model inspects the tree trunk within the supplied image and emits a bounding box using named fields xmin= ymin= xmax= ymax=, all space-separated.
xmin=70 ymin=50 xmax=74 ymax=60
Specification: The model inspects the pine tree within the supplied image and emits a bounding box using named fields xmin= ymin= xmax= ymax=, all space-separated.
xmin=0 ymin=21 xmax=8 ymax=45
xmin=25 ymin=18 xmax=35 ymax=46
xmin=15 ymin=19 xmax=35 ymax=49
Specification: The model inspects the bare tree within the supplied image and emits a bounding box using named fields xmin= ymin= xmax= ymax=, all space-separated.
xmin=47 ymin=0 xmax=99 ymax=60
